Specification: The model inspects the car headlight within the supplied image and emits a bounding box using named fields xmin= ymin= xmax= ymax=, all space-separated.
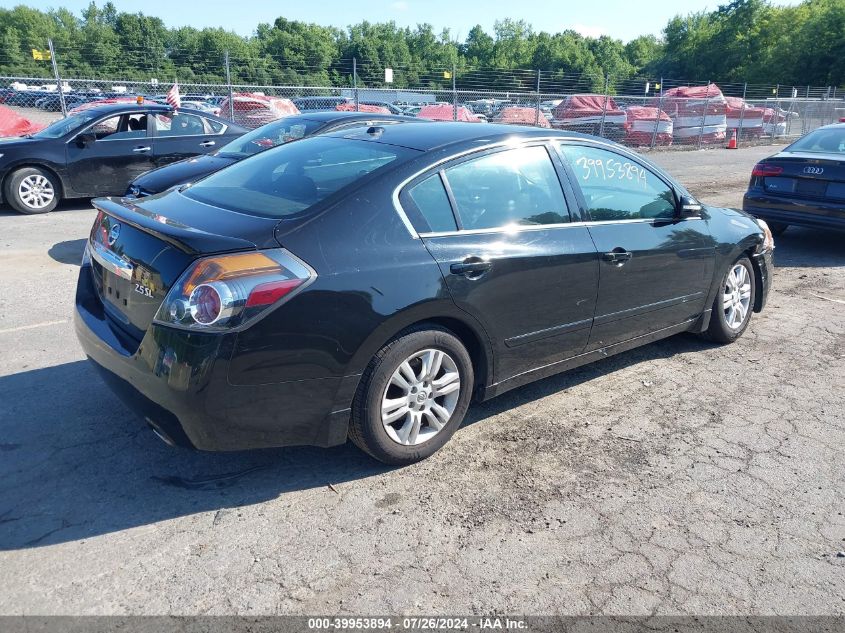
xmin=756 ymin=218 xmax=775 ymax=252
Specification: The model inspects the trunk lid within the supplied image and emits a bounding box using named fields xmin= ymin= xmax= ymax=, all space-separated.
xmin=759 ymin=151 xmax=845 ymax=200
xmin=88 ymin=192 xmax=279 ymax=340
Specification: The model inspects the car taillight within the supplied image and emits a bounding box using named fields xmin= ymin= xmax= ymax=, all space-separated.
xmin=751 ymin=163 xmax=783 ymax=177
xmin=154 ymin=248 xmax=315 ymax=332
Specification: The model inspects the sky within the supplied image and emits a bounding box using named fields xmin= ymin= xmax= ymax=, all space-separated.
xmin=3 ymin=0 xmax=801 ymax=42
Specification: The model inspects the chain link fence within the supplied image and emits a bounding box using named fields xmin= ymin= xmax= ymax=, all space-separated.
xmin=2 ymin=42 xmax=843 ymax=151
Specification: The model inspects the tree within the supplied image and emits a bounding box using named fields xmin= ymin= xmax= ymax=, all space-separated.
xmin=0 ymin=0 xmax=842 ymax=91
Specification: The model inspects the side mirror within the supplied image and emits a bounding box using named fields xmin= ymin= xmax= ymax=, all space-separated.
xmin=678 ymin=194 xmax=702 ymax=218
xmin=76 ymin=132 xmax=96 ymax=148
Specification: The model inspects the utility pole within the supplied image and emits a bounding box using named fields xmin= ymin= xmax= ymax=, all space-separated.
xmin=47 ymin=39 xmax=66 ymax=117
xmin=452 ymin=62 xmax=457 ymax=121
xmin=224 ymin=50 xmax=234 ymax=121
xmin=353 ymin=58 xmax=359 ymax=111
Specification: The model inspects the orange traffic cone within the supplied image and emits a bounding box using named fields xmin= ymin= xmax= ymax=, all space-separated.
xmin=726 ymin=128 xmax=738 ymax=149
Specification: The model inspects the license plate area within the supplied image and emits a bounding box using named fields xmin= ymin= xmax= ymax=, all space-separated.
xmin=796 ymin=179 xmax=828 ymax=197
xmin=103 ymin=270 xmax=133 ymax=314
xmin=763 ymin=177 xmax=796 ymax=193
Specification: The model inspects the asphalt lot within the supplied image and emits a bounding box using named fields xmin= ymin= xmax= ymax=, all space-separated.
xmin=1 ymin=144 xmax=844 ymax=615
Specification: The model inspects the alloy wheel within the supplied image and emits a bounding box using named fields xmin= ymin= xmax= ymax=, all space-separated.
xmin=380 ymin=348 xmax=461 ymax=446
xmin=723 ymin=264 xmax=752 ymax=330
xmin=19 ymin=174 xmax=55 ymax=210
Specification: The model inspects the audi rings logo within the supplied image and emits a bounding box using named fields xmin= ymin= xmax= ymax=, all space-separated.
xmin=803 ymin=166 xmax=824 ymax=175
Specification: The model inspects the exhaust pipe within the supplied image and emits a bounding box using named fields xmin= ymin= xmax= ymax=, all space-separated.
xmin=145 ymin=418 xmax=177 ymax=447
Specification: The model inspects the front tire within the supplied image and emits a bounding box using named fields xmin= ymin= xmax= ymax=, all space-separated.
xmin=5 ymin=167 xmax=60 ymax=214
xmin=703 ymin=256 xmax=756 ymax=344
xmin=349 ymin=326 xmax=474 ymax=465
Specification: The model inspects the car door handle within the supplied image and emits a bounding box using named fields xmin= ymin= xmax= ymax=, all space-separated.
xmin=199 ymin=140 xmax=216 ymax=147
xmin=602 ymin=249 xmax=633 ymax=264
xmin=450 ymin=260 xmax=492 ymax=278
xmin=132 ymin=146 xmax=151 ymax=153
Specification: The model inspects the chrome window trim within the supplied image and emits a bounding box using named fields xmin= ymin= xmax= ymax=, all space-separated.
xmin=391 ymin=135 xmax=644 ymax=238
xmin=419 ymin=221 xmax=589 ymax=238
xmin=416 ymin=216 xmax=701 ymax=239
xmin=154 ymin=132 xmax=227 ymax=139
xmin=80 ymin=134 xmax=148 ymax=143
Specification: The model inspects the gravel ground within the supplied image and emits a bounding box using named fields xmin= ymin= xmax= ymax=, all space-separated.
xmin=0 ymin=144 xmax=843 ymax=616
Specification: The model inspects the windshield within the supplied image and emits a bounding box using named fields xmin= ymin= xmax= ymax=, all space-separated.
xmin=184 ymin=135 xmax=413 ymax=218
xmin=787 ymin=127 xmax=845 ymax=154
xmin=216 ymin=116 xmax=324 ymax=159
xmin=32 ymin=112 xmax=99 ymax=139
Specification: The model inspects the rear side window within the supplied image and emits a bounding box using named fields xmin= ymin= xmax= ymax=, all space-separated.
xmin=406 ymin=174 xmax=457 ymax=232
xmin=184 ymin=136 xmax=410 ymax=218
xmin=154 ymin=113 xmax=224 ymax=136
xmin=557 ymin=144 xmax=676 ymax=221
xmin=444 ymin=146 xmax=570 ymax=231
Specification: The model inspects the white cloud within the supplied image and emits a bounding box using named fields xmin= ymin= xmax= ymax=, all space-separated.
xmin=391 ymin=0 xmax=409 ymax=10
xmin=572 ymin=24 xmax=605 ymax=39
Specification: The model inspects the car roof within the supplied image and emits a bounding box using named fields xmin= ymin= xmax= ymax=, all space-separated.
xmin=323 ymin=121 xmax=595 ymax=151
xmin=73 ymin=102 xmax=228 ymax=120
xmin=297 ymin=111 xmax=421 ymax=123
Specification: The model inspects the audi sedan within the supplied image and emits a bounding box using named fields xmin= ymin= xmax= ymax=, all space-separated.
xmin=75 ymin=124 xmax=773 ymax=465
xmin=743 ymin=123 xmax=845 ymax=234
xmin=127 ymin=111 xmax=423 ymax=198
xmin=0 ymin=102 xmax=245 ymax=214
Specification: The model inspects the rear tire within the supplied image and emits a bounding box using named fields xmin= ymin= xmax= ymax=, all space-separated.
xmin=702 ymin=256 xmax=756 ymax=344
xmin=348 ymin=326 xmax=473 ymax=465
xmin=5 ymin=167 xmax=60 ymax=214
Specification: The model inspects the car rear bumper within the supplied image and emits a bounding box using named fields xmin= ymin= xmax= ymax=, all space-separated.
xmin=743 ymin=191 xmax=845 ymax=231
xmin=74 ymin=264 xmax=350 ymax=451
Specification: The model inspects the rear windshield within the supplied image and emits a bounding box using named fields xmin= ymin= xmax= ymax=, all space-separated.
xmin=183 ymin=136 xmax=410 ymax=218
xmin=787 ymin=127 xmax=845 ymax=154
xmin=216 ymin=116 xmax=325 ymax=159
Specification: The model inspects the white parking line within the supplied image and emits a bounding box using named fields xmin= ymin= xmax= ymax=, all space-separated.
xmin=0 ymin=319 xmax=69 ymax=335
xmin=811 ymin=293 xmax=845 ymax=305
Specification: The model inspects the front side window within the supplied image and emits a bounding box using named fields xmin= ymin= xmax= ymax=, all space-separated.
xmin=557 ymin=144 xmax=676 ymax=221
xmin=89 ymin=113 xmax=147 ymax=140
xmin=184 ymin=136 xmax=411 ymax=218
xmin=444 ymin=146 xmax=570 ymax=231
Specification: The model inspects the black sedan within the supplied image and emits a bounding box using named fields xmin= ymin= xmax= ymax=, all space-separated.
xmin=127 ymin=111 xmax=423 ymax=197
xmin=743 ymin=123 xmax=845 ymax=234
xmin=0 ymin=103 xmax=246 ymax=214
xmin=75 ymin=124 xmax=773 ymax=465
